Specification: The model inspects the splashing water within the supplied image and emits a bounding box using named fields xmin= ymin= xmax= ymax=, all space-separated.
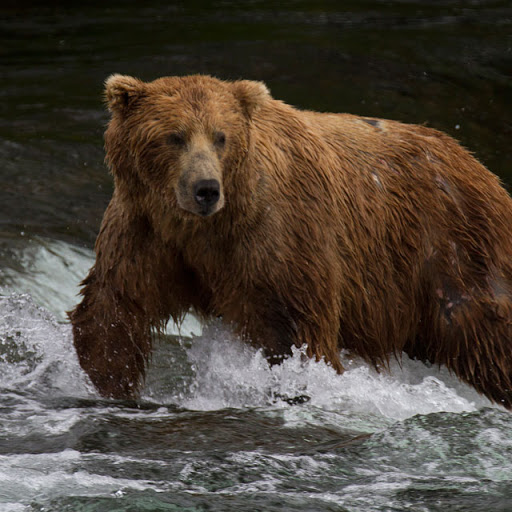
xmin=152 ymin=321 xmax=494 ymax=421
xmin=0 ymin=239 xmax=510 ymax=512
xmin=0 ymin=291 xmax=493 ymax=419
xmin=0 ymin=293 xmax=89 ymax=397
xmin=1 ymin=238 xmax=493 ymax=420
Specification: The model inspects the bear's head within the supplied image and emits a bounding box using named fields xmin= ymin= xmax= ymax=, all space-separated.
xmin=104 ymin=74 xmax=270 ymax=218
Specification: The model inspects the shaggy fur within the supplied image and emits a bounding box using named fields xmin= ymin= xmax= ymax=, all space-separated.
xmin=70 ymin=74 xmax=512 ymax=407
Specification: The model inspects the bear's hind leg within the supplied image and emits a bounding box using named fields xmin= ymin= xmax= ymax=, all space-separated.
xmin=414 ymin=282 xmax=512 ymax=409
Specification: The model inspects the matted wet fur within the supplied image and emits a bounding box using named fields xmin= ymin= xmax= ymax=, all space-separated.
xmin=70 ymin=74 xmax=512 ymax=408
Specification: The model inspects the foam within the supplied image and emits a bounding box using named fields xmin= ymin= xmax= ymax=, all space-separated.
xmin=165 ymin=322 xmax=495 ymax=420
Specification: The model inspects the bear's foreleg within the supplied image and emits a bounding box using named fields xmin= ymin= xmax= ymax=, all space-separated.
xmin=70 ymin=270 xmax=152 ymax=399
xmin=69 ymin=202 xmax=191 ymax=398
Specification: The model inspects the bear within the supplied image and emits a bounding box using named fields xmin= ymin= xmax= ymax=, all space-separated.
xmin=70 ymin=73 xmax=512 ymax=408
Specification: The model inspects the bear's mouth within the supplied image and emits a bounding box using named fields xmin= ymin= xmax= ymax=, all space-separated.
xmin=197 ymin=205 xmax=218 ymax=217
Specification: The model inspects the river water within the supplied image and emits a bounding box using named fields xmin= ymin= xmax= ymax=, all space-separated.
xmin=2 ymin=2 xmax=512 ymax=511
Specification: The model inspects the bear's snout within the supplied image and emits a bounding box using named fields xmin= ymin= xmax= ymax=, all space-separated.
xmin=194 ymin=179 xmax=220 ymax=214
xmin=175 ymin=148 xmax=225 ymax=217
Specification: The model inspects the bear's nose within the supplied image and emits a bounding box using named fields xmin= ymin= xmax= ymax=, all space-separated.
xmin=194 ymin=179 xmax=220 ymax=208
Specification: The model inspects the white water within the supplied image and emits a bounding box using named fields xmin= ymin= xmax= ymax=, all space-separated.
xmin=0 ymin=237 xmax=495 ymax=420
xmin=0 ymin=237 xmax=508 ymax=512
xmin=173 ymin=322 xmax=493 ymax=420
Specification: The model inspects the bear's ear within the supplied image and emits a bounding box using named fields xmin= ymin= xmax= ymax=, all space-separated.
xmin=104 ymin=74 xmax=146 ymax=113
xmin=231 ymin=80 xmax=271 ymax=118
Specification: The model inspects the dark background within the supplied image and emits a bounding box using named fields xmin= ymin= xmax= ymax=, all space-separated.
xmin=2 ymin=1 xmax=511 ymax=246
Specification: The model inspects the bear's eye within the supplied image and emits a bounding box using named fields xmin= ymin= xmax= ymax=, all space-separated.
xmin=214 ymin=131 xmax=226 ymax=148
xmin=167 ymin=132 xmax=186 ymax=148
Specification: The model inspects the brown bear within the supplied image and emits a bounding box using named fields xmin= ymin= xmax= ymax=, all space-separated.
xmin=70 ymin=73 xmax=512 ymax=408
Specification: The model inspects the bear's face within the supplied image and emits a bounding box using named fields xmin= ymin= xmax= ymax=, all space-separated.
xmin=104 ymin=74 xmax=270 ymax=218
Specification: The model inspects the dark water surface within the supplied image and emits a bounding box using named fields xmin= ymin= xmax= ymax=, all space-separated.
xmin=1 ymin=2 xmax=512 ymax=511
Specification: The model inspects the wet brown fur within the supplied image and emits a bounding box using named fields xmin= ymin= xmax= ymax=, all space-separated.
xmin=70 ymin=74 xmax=512 ymax=407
